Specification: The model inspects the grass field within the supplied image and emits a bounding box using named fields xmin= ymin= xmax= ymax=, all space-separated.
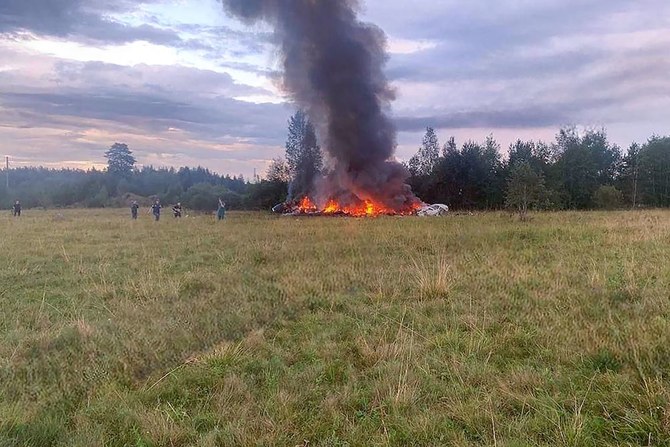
xmin=1 ymin=209 xmax=670 ymax=446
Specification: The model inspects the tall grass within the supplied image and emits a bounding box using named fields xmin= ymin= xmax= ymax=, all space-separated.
xmin=1 ymin=209 xmax=670 ymax=446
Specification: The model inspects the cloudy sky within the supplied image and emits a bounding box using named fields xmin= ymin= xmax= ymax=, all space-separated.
xmin=1 ymin=0 xmax=668 ymax=177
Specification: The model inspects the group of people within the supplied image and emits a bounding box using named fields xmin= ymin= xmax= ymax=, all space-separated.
xmin=131 ymin=198 xmax=226 ymax=221
xmin=7 ymin=198 xmax=226 ymax=220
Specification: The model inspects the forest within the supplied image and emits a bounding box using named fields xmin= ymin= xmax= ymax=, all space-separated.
xmin=405 ymin=126 xmax=670 ymax=211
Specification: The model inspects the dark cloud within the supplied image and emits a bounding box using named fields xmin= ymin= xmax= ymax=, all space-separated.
xmin=395 ymin=106 xmax=570 ymax=132
xmin=50 ymin=60 xmax=266 ymax=97
xmin=0 ymin=0 xmax=182 ymax=45
xmin=0 ymin=90 xmax=288 ymax=142
xmin=387 ymin=45 xmax=604 ymax=83
xmin=0 ymin=0 xmax=276 ymax=57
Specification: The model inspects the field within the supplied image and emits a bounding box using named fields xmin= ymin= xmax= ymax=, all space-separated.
xmin=1 ymin=209 xmax=670 ymax=446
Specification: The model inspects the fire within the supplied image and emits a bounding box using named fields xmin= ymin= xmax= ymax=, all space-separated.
xmin=298 ymin=196 xmax=318 ymax=212
xmin=295 ymin=196 xmax=421 ymax=216
xmin=365 ymin=201 xmax=375 ymax=216
xmin=323 ymin=199 xmax=339 ymax=214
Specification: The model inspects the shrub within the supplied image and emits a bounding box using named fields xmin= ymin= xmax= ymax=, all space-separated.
xmin=593 ymin=186 xmax=624 ymax=210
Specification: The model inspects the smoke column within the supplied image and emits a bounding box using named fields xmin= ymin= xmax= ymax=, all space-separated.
xmin=221 ymin=0 xmax=420 ymax=209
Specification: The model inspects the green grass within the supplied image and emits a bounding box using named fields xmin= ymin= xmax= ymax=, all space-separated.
xmin=1 ymin=209 xmax=670 ymax=446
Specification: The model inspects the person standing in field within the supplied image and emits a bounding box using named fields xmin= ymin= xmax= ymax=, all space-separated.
xmin=217 ymin=198 xmax=226 ymax=220
xmin=151 ymin=199 xmax=161 ymax=221
xmin=12 ymin=200 xmax=21 ymax=217
xmin=131 ymin=201 xmax=139 ymax=220
xmin=172 ymin=202 xmax=183 ymax=218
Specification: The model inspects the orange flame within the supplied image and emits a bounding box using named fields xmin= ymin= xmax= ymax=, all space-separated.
xmin=323 ymin=199 xmax=339 ymax=214
xmin=296 ymin=196 xmax=421 ymax=216
xmin=298 ymin=196 xmax=318 ymax=212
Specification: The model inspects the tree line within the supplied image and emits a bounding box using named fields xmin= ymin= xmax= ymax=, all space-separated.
xmin=2 ymin=116 xmax=669 ymax=212
xmin=0 ymin=143 xmax=286 ymax=211
xmin=406 ymin=127 xmax=670 ymax=212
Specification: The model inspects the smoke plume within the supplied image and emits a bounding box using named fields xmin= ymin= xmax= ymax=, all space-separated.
xmin=220 ymin=0 xmax=420 ymax=210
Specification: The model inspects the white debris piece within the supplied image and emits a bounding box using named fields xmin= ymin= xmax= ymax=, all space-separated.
xmin=417 ymin=203 xmax=449 ymax=216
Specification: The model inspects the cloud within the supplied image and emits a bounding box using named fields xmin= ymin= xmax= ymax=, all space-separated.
xmin=0 ymin=96 xmax=289 ymax=175
xmin=1 ymin=0 xmax=669 ymax=176
xmin=176 ymin=23 xmax=273 ymax=53
xmin=0 ymin=1 xmax=286 ymax=175
xmin=50 ymin=60 xmax=265 ymax=97
xmin=0 ymin=52 xmax=285 ymax=135
xmin=395 ymin=106 xmax=570 ymax=132
xmin=0 ymin=0 xmax=186 ymax=46
xmin=0 ymin=85 xmax=290 ymax=143
xmin=0 ymin=48 xmax=291 ymax=173
xmin=375 ymin=0 xmax=670 ymax=136
xmin=364 ymin=0 xmax=657 ymax=43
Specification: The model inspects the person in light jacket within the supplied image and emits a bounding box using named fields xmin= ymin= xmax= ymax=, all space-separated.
xmin=216 ymin=198 xmax=226 ymax=220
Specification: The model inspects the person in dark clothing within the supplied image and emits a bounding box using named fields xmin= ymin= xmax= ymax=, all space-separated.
xmin=216 ymin=198 xmax=226 ymax=220
xmin=131 ymin=201 xmax=139 ymax=220
xmin=172 ymin=202 xmax=183 ymax=218
xmin=151 ymin=200 xmax=161 ymax=221
xmin=13 ymin=200 xmax=21 ymax=217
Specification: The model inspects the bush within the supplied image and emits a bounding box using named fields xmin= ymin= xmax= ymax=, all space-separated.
xmin=181 ymin=183 xmax=229 ymax=211
xmin=85 ymin=186 xmax=109 ymax=208
xmin=593 ymin=185 xmax=624 ymax=210
xmin=245 ymin=180 xmax=288 ymax=210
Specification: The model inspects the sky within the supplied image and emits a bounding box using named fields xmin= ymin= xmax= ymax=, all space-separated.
xmin=1 ymin=0 xmax=668 ymax=178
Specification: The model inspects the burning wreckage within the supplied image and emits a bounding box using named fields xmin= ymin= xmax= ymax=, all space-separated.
xmin=272 ymin=198 xmax=449 ymax=217
xmin=272 ymin=197 xmax=421 ymax=217
xmin=222 ymin=0 xmax=446 ymax=217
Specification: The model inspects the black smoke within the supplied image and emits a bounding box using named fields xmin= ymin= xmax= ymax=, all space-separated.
xmin=220 ymin=0 xmax=421 ymax=210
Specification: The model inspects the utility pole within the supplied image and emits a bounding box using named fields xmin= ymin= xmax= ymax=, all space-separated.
xmin=632 ymin=163 xmax=638 ymax=209
xmin=5 ymin=156 xmax=8 ymax=191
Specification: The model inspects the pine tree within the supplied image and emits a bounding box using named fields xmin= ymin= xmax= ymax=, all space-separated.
xmin=418 ymin=127 xmax=440 ymax=175
xmin=442 ymin=136 xmax=457 ymax=158
xmin=104 ymin=143 xmax=136 ymax=178
xmin=284 ymin=110 xmax=323 ymax=199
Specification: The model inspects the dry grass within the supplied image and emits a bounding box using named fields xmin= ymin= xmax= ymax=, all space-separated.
xmin=1 ymin=208 xmax=670 ymax=446
xmin=413 ymin=255 xmax=452 ymax=300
